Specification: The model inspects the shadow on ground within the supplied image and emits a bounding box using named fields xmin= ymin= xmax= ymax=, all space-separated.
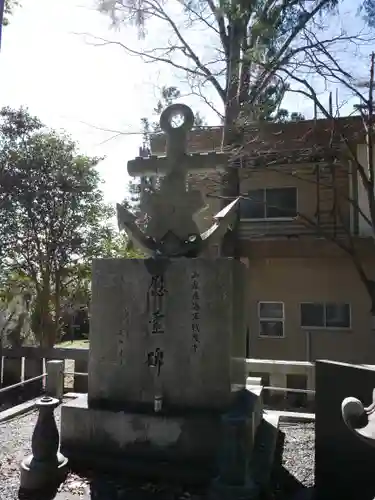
xmin=18 ymin=474 xmax=314 ymax=500
xmin=17 ymin=431 xmax=314 ymax=500
xmin=271 ymin=430 xmax=315 ymax=500
xmin=18 ymin=476 xmax=206 ymax=500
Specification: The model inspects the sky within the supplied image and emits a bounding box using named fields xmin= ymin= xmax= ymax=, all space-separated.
xmin=0 ymin=0 xmax=371 ymax=207
xmin=0 ymin=0 xmax=161 ymax=205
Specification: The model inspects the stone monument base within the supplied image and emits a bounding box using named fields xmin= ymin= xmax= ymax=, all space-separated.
xmin=60 ymin=387 xmax=265 ymax=485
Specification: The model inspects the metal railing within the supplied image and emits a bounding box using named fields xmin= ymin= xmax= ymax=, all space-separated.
xmin=0 ymin=350 xmax=317 ymax=412
xmin=0 ymin=373 xmax=46 ymax=395
xmin=0 ymin=362 xmax=317 ymax=419
xmin=263 ymin=386 xmax=315 ymax=395
xmin=0 ymin=374 xmax=316 ymax=396
xmin=64 ymin=371 xmax=88 ymax=377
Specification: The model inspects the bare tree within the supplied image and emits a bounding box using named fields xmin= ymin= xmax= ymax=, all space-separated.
xmin=89 ymin=0 xmax=373 ymax=256
xmin=231 ymin=51 xmax=375 ymax=319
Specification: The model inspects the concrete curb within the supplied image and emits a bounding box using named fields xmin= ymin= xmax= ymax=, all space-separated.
xmin=0 ymin=399 xmax=38 ymax=423
xmin=265 ymin=409 xmax=315 ymax=423
xmin=0 ymin=392 xmax=80 ymax=424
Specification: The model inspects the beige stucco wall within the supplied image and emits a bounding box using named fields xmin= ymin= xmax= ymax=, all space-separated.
xmin=356 ymin=144 xmax=374 ymax=237
xmin=240 ymin=164 xmax=350 ymax=228
xmin=246 ymin=256 xmax=375 ymax=364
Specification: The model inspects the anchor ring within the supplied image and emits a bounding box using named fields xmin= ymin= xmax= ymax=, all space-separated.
xmin=160 ymin=103 xmax=194 ymax=135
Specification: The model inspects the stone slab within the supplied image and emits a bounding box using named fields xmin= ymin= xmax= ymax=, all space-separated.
xmin=60 ymin=388 xmax=260 ymax=484
xmin=88 ymin=258 xmax=247 ymax=412
xmin=315 ymin=360 xmax=375 ymax=500
xmin=61 ymin=394 xmax=222 ymax=474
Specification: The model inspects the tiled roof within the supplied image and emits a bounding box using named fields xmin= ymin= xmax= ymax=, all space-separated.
xmin=151 ymin=115 xmax=364 ymax=156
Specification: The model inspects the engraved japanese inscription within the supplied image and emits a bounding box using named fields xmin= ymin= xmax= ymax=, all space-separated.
xmin=147 ymin=274 xmax=168 ymax=335
xmin=191 ymin=270 xmax=201 ymax=352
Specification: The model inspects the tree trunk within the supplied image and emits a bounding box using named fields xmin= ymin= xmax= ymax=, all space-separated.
xmin=32 ymin=287 xmax=56 ymax=348
xmin=54 ymin=271 xmax=62 ymax=345
xmin=220 ymin=21 xmax=242 ymax=259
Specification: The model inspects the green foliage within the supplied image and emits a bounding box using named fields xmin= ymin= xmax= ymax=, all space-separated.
xmin=94 ymin=227 xmax=144 ymax=259
xmin=97 ymin=0 xmax=350 ymax=124
xmin=360 ymin=0 xmax=375 ymax=28
xmin=0 ymin=107 xmax=117 ymax=346
xmin=57 ymin=229 xmax=143 ymax=323
xmin=3 ymin=0 xmax=20 ymax=26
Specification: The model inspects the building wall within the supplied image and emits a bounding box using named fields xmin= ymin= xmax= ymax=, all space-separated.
xmin=246 ymin=256 xmax=375 ymax=364
xmin=190 ymin=160 xmax=352 ymax=240
xmin=356 ymin=144 xmax=373 ymax=237
xmin=240 ymin=162 xmax=350 ymax=235
xmin=151 ymin=123 xmax=374 ymax=364
xmin=189 ymin=171 xmax=222 ymax=233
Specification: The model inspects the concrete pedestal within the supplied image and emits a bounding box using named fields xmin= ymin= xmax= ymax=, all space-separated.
xmin=20 ymin=453 xmax=68 ymax=491
xmin=61 ymin=394 xmax=223 ymax=482
xmin=60 ymin=389 xmax=264 ymax=484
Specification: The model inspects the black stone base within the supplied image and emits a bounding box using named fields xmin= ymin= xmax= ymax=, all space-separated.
xmin=66 ymin=450 xmax=216 ymax=487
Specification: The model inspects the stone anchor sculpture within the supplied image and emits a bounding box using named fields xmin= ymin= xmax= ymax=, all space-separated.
xmin=117 ymin=102 xmax=240 ymax=257
xmin=58 ymin=102 xmax=280 ymax=498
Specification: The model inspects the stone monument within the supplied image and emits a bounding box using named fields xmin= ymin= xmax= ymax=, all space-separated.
xmin=60 ymin=104 xmax=279 ymax=495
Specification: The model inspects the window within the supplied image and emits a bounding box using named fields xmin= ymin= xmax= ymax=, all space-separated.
xmin=259 ymin=302 xmax=285 ymax=338
xmin=300 ymin=302 xmax=351 ymax=329
xmin=240 ymin=187 xmax=297 ymax=220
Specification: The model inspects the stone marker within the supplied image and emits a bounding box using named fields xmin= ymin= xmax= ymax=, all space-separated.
xmin=46 ymin=360 xmax=64 ymax=401
xmin=88 ymin=257 xmax=246 ymax=411
xmin=60 ymin=103 xmax=280 ymax=494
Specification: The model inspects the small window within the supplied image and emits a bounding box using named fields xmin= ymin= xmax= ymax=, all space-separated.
xmin=266 ymin=187 xmax=297 ymax=218
xmin=259 ymin=302 xmax=285 ymax=338
xmin=242 ymin=189 xmax=264 ymax=219
xmin=300 ymin=302 xmax=351 ymax=329
xmin=240 ymin=187 xmax=297 ymax=220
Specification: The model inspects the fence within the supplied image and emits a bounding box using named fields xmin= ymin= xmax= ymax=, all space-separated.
xmin=0 ymin=347 xmax=316 ymax=408
xmin=0 ymin=347 xmax=89 ymax=402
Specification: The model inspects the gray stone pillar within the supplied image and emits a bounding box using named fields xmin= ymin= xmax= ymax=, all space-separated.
xmin=270 ymin=372 xmax=286 ymax=404
xmin=306 ymin=365 xmax=315 ymax=403
xmin=46 ymin=360 xmax=64 ymax=400
xmin=73 ymin=359 xmax=88 ymax=393
xmin=20 ymin=396 xmax=68 ymax=491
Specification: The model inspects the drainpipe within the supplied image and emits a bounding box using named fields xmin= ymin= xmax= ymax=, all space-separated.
xmin=306 ymin=330 xmax=312 ymax=362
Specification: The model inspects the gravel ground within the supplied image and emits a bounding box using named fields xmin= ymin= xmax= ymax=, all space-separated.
xmin=279 ymin=423 xmax=314 ymax=488
xmin=0 ymin=406 xmax=315 ymax=500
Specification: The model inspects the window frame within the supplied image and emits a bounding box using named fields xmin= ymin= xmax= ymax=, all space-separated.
xmin=241 ymin=186 xmax=298 ymax=222
xmin=258 ymin=301 xmax=285 ymax=339
xmin=300 ymin=302 xmax=352 ymax=330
